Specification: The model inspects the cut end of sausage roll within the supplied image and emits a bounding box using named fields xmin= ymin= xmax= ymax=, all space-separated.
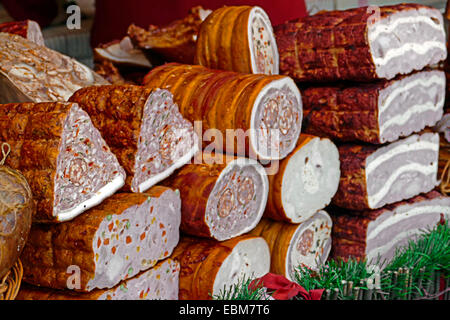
xmin=132 ymin=89 xmax=199 ymax=193
xmin=378 ymin=70 xmax=445 ymax=143
xmin=368 ymin=6 xmax=447 ymax=80
xmin=286 ymin=210 xmax=332 ymax=280
xmin=0 ymin=32 xmax=108 ymax=103
xmin=212 ymin=236 xmax=270 ymax=296
xmin=251 ymin=77 xmax=303 ymax=160
xmin=94 ymin=37 xmax=152 ymax=68
xmin=247 ymin=6 xmax=279 ymax=75
xmin=365 ymin=132 xmax=440 ymax=209
xmin=280 ymin=136 xmax=340 ymax=223
xmin=53 ymin=103 xmax=126 ymax=222
xmin=205 ymin=158 xmax=269 ymax=241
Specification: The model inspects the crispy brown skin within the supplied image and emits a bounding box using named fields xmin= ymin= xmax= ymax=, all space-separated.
xmin=330 ymin=191 xmax=444 ymax=260
xmin=20 ymin=187 xmax=169 ymax=292
xmin=93 ymin=59 xmax=127 ymax=85
xmin=171 ymin=234 xmax=257 ymax=300
xmin=275 ymin=4 xmax=431 ymax=82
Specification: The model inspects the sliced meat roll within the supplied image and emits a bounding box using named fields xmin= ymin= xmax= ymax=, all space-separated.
xmin=16 ymin=259 xmax=180 ymax=300
xmin=331 ymin=191 xmax=450 ymax=263
xmin=334 ymin=132 xmax=440 ymax=210
xmin=195 ymin=6 xmax=278 ymax=75
xmin=0 ymin=102 xmax=125 ymax=222
xmin=302 ymin=70 xmax=445 ymax=144
xmin=69 ymin=85 xmax=198 ymax=193
xmin=172 ymin=235 xmax=270 ymax=300
xmin=249 ymin=211 xmax=332 ymax=281
xmin=162 ymin=153 xmax=268 ymax=241
xmin=143 ymin=63 xmax=302 ymax=161
xmin=0 ymin=33 xmax=108 ymax=103
xmin=0 ymin=20 xmax=44 ymax=46
xmin=275 ymin=4 xmax=447 ymax=82
xmin=20 ymin=188 xmax=181 ymax=292
xmin=94 ymin=37 xmax=152 ymax=69
xmin=265 ymin=134 xmax=340 ymax=223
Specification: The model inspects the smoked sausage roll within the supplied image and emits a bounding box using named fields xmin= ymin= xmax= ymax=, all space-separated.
xmin=162 ymin=153 xmax=268 ymax=241
xmin=172 ymin=235 xmax=270 ymax=300
xmin=330 ymin=191 xmax=450 ymax=263
xmin=17 ymin=259 xmax=180 ymax=300
xmin=195 ymin=5 xmax=279 ymax=75
xmin=264 ymin=134 xmax=340 ymax=223
xmin=143 ymin=63 xmax=303 ymax=161
xmin=0 ymin=20 xmax=44 ymax=46
xmin=69 ymin=85 xmax=198 ymax=193
xmin=249 ymin=211 xmax=332 ymax=281
xmin=20 ymin=188 xmax=181 ymax=292
xmin=302 ymin=70 xmax=445 ymax=144
xmin=275 ymin=4 xmax=447 ymax=82
xmin=0 ymin=33 xmax=108 ymax=103
xmin=0 ymin=102 xmax=126 ymax=222
xmin=333 ymin=132 xmax=440 ymax=210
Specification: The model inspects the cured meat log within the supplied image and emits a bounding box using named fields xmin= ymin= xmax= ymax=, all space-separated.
xmin=249 ymin=211 xmax=332 ymax=281
xmin=195 ymin=6 xmax=279 ymax=75
xmin=128 ymin=6 xmax=211 ymax=65
xmin=143 ymin=63 xmax=303 ymax=160
xmin=162 ymin=153 xmax=268 ymax=241
xmin=0 ymin=33 xmax=108 ymax=103
xmin=331 ymin=191 xmax=450 ymax=263
xmin=172 ymin=235 xmax=270 ymax=300
xmin=69 ymin=86 xmax=198 ymax=193
xmin=0 ymin=20 xmax=44 ymax=46
xmin=20 ymin=187 xmax=181 ymax=292
xmin=333 ymin=132 xmax=440 ymax=210
xmin=265 ymin=134 xmax=340 ymax=223
xmin=275 ymin=4 xmax=447 ymax=82
xmin=302 ymin=70 xmax=445 ymax=144
xmin=16 ymin=259 xmax=179 ymax=300
xmin=0 ymin=102 xmax=126 ymax=222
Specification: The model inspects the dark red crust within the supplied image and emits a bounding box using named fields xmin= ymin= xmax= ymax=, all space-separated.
xmin=275 ymin=3 xmax=434 ymax=82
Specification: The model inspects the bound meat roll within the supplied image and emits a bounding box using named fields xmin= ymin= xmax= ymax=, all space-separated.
xmin=21 ymin=187 xmax=181 ymax=292
xmin=249 ymin=211 xmax=332 ymax=281
xmin=0 ymin=102 xmax=125 ymax=222
xmin=69 ymin=86 xmax=198 ymax=193
xmin=0 ymin=33 xmax=108 ymax=103
xmin=143 ymin=63 xmax=302 ymax=161
xmin=265 ymin=134 xmax=340 ymax=223
xmin=275 ymin=4 xmax=447 ymax=82
xmin=334 ymin=132 xmax=440 ymax=210
xmin=302 ymin=70 xmax=445 ymax=144
xmin=0 ymin=20 xmax=44 ymax=46
xmin=172 ymin=235 xmax=270 ymax=300
xmin=16 ymin=259 xmax=180 ymax=300
xmin=162 ymin=153 xmax=268 ymax=241
xmin=331 ymin=191 xmax=450 ymax=263
xmin=195 ymin=6 xmax=279 ymax=75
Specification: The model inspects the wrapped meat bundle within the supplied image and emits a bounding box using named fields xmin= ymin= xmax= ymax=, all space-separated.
xmin=331 ymin=191 xmax=450 ymax=263
xmin=264 ymin=134 xmax=340 ymax=223
xmin=249 ymin=211 xmax=332 ymax=281
xmin=0 ymin=20 xmax=44 ymax=46
xmin=275 ymin=4 xmax=447 ymax=82
xmin=172 ymin=235 xmax=270 ymax=300
xmin=128 ymin=6 xmax=212 ymax=65
xmin=162 ymin=153 xmax=268 ymax=241
xmin=0 ymin=102 xmax=126 ymax=222
xmin=143 ymin=63 xmax=303 ymax=161
xmin=21 ymin=187 xmax=181 ymax=292
xmin=195 ymin=6 xmax=279 ymax=75
xmin=302 ymin=70 xmax=445 ymax=144
xmin=334 ymin=132 xmax=440 ymax=210
xmin=17 ymin=259 xmax=179 ymax=300
xmin=69 ymin=86 xmax=198 ymax=193
xmin=0 ymin=33 xmax=108 ymax=104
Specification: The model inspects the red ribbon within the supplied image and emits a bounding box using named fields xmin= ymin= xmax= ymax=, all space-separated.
xmin=249 ymin=273 xmax=324 ymax=300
